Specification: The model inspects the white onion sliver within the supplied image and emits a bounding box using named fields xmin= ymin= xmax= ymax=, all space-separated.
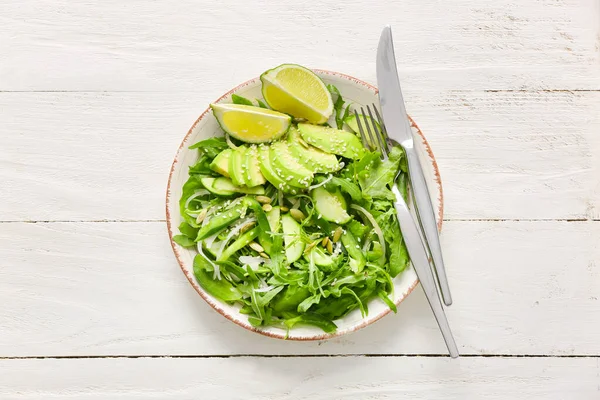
xmin=184 ymin=189 xmax=210 ymax=210
xmin=215 ymin=217 xmax=256 ymax=259
xmin=253 ymin=286 xmax=274 ymax=293
xmin=204 ymin=232 xmax=220 ymax=249
xmin=362 ymin=237 xmax=372 ymax=253
xmin=308 ymin=174 xmax=333 ymax=191
xmin=225 ymin=134 xmax=238 ymax=150
xmin=332 ymin=241 xmax=343 ymax=257
xmin=238 ymin=255 xmax=265 ymax=271
xmin=350 ymin=204 xmax=386 ymax=260
xmin=196 ymin=242 xmax=221 ymax=280
xmin=201 ymin=207 xmax=216 ymax=228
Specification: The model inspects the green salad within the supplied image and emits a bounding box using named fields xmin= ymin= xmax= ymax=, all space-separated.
xmin=174 ymin=64 xmax=409 ymax=333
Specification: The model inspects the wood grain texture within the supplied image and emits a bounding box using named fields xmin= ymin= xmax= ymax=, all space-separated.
xmin=1 ymin=91 xmax=598 ymax=221
xmin=1 ymin=0 xmax=598 ymax=92
xmin=1 ymin=357 xmax=599 ymax=400
xmin=1 ymin=0 xmax=600 ymax=396
xmin=1 ymin=220 xmax=598 ymax=357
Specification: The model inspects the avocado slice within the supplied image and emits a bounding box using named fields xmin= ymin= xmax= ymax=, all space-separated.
xmin=243 ymin=145 xmax=266 ymax=187
xmin=281 ymin=213 xmax=305 ymax=263
xmin=257 ymin=145 xmax=298 ymax=194
xmin=269 ymin=141 xmax=314 ymax=188
xmin=201 ymin=176 xmax=265 ymax=196
xmin=228 ymin=146 xmax=247 ymax=186
xmin=311 ymin=186 xmax=351 ymax=224
xmin=298 ymin=123 xmax=365 ymax=160
xmin=210 ymin=149 xmax=232 ymax=177
xmin=287 ymin=127 xmax=341 ymax=174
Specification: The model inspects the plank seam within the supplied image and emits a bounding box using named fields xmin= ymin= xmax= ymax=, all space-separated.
xmin=0 ymin=354 xmax=597 ymax=360
xmin=0 ymin=219 xmax=598 ymax=224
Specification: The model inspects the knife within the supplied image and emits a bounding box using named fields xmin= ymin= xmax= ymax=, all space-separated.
xmin=376 ymin=25 xmax=453 ymax=306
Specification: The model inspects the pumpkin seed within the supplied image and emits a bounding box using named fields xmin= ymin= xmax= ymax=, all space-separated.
xmin=333 ymin=226 xmax=343 ymax=243
xmin=256 ymin=195 xmax=272 ymax=204
xmin=290 ymin=208 xmax=305 ymax=222
xmin=249 ymin=241 xmax=264 ymax=253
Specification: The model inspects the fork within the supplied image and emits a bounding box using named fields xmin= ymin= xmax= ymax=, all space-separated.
xmin=354 ymin=106 xmax=459 ymax=358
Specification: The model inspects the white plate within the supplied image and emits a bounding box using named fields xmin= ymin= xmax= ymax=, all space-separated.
xmin=166 ymin=70 xmax=443 ymax=340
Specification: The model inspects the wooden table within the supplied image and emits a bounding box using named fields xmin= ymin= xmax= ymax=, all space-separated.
xmin=1 ymin=1 xmax=599 ymax=398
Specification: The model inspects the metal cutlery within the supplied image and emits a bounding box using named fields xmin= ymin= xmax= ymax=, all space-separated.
xmin=376 ymin=25 xmax=453 ymax=306
xmin=353 ymin=107 xmax=459 ymax=358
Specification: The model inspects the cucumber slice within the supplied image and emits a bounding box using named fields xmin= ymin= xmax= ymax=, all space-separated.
xmin=311 ymin=186 xmax=351 ymax=224
xmin=212 ymin=177 xmax=265 ymax=195
xmin=304 ymin=246 xmax=336 ymax=268
xmin=266 ymin=206 xmax=281 ymax=232
xmin=200 ymin=177 xmax=236 ymax=196
xmin=281 ymin=213 xmax=305 ymax=263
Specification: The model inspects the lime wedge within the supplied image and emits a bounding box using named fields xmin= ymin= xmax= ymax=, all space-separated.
xmin=210 ymin=103 xmax=291 ymax=143
xmin=260 ymin=64 xmax=333 ymax=124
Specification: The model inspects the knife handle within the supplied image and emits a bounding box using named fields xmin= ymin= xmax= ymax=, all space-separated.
xmin=404 ymin=145 xmax=453 ymax=306
xmin=392 ymin=185 xmax=459 ymax=358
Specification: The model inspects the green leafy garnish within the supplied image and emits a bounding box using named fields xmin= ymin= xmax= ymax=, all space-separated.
xmin=177 ymin=79 xmax=413 ymax=333
xmin=232 ymin=94 xmax=254 ymax=106
xmin=232 ymin=94 xmax=270 ymax=109
xmin=326 ymin=84 xmax=352 ymax=129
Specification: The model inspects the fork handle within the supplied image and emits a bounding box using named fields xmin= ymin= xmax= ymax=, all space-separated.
xmin=392 ymin=185 xmax=459 ymax=358
xmin=404 ymin=145 xmax=453 ymax=306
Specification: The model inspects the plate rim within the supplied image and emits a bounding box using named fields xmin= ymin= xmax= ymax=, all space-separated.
xmin=165 ymin=69 xmax=444 ymax=341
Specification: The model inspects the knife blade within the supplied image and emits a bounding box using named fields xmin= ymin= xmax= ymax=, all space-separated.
xmin=376 ymin=25 xmax=453 ymax=306
xmin=376 ymin=26 xmax=413 ymax=145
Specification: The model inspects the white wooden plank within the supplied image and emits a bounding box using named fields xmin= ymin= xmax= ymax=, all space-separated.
xmin=0 ymin=0 xmax=598 ymax=91
xmin=0 ymin=357 xmax=598 ymax=399
xmin=1 ymin=220 xmax=598 ymax=357
xmin=1 ymin=91 xmax=598 ymax=221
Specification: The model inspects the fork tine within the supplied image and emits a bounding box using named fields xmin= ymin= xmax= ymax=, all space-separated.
xmin=372 ymin=105 xmax=391 ymax=154
xmin=353 ymin=110 xmax=369 ymax=148
xmin=366 ymin=105 xmax=388 ymax=159
xmin=360 ymin=107 xmax=378 ymax=152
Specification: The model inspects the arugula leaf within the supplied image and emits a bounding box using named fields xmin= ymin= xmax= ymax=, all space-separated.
xmin=378 ymin=290 xmax=397 ymax=313
xmin=373 ymin=204 xmax=410 ymax=276
xmin=232 ymin=94 xmax=254 ymax=106
xmin=347 ymin=219 xmax=369 ymax=240
xmin=271 ymin=285 xmax=311 ymax=313
xmin=178 ymin=221 xmax=199 ymax=239
xmin=179 ymin=175 xmax=209 ymax=226
xmin=193 ymin=255 xmax=242 ymax=302
xmin=297 ymin=293 xmax=321 ymax=313
xmin=327 ymin=177 xmax=362 ymax=202
xmin=357 ymin=146 xmax=404 ymax=202
xmin=173 ymin=235 xmax=195 ymax=247
xmin=283 ymin=312 xmax=337 ymax=333
xmin=189 ymin=137 xmax=228 ymax=157
xmin=187 ymin=138 xmax=228 ymax=176
xmin=326 ymin=84 xmax=347 ymax=129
